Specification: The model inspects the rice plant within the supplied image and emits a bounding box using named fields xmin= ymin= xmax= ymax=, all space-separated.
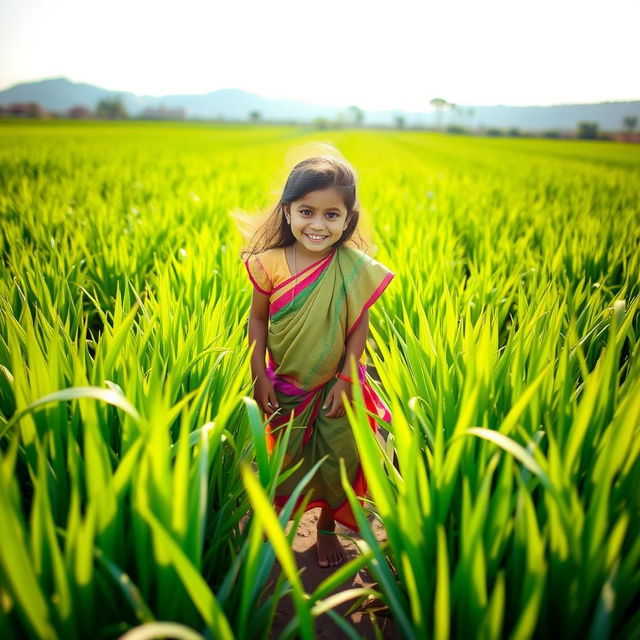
xmin=0 ymin=120 xmax=638 ymax=639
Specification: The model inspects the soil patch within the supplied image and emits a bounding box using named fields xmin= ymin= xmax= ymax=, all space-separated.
xmin=268 ymin=508 xmax=399 ymax=639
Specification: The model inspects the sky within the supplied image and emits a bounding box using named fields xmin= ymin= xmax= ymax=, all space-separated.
xmin=1 ymin=0 xmax=638 ymax=111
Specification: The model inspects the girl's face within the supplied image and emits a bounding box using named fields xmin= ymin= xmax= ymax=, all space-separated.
xmin=285 ymin=187 xmax=349 ymax=257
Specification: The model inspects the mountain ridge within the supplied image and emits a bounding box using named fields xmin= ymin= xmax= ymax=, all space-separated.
xmin=1 ymin=77 xmax=639 ymax=131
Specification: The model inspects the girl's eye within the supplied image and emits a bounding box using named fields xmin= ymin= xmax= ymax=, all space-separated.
xmin=300 ymin=209 xmax=312 ymax=216
xmin=326 ymin=212 xmax=338 ymax=219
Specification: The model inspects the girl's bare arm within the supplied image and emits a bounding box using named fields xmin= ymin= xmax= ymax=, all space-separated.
xmin=248 ymin=289 xmax=278 ymax=413
xmin=248 ymin=289 xmax=269 ymax=378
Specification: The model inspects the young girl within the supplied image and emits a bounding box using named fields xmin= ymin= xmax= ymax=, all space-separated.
xmin=242 ymin=154 xmax=393 ymax=568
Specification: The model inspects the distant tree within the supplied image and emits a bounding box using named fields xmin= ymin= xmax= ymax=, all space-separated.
xmin=486 ymin=128 xmax=503 ymax=137
xmin=430 ymin=97 xmax=448 ymax=130
xmin=348 ymin=105 xmax=364 ymax=126
xmin=96 ymin=96 xmax=128 ymax=119
xmin=446 ymin=125 xmax=466 ymax=134
xmin=543 ymin=130 xmax=560 ymax=138
xmin=448 ymin=102 xmax=458 ymax=126
xmin=577 ymin=121 xmax=598 ymax=139
xmin=394 ymin=115 xmax=406 ymax=129
xmin=507 ymin=127 xmax=521 ymax=137
xmin=28 ymin=102 xmax=46 ymax=118
xmin=623 ymin=115 xmax=637 ymax=141
xmin=249 ymin=110 xmax=261 ymax=122
xmin=313 ymin=117 xmax=329 ymax=130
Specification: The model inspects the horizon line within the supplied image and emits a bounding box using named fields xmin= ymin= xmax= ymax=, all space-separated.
xmin=1 ymin=75 xmax=639 ymax=111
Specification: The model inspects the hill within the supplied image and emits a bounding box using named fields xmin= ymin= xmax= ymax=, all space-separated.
xmin=1 ymin=77 xmax=638 ymax=131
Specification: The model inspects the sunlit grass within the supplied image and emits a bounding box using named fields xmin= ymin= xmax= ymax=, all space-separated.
xmin=0 ymin=120 xmax=639 ymax=639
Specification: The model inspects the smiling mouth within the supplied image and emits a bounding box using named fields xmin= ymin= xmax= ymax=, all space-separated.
xmin=305 ymin=233 xmax=328 ymax=241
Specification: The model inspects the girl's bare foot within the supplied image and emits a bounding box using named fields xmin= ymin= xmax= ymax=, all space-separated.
xmin=316 ymin=508 xmax=345 ymax=567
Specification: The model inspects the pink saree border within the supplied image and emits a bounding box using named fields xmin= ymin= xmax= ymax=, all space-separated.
xmin=273 ymin=463 xmax=367 ymax=532
xmin=268 ymin=389 xmax=317 ymax=428
xmin=269 ymin=252 xmax=335 ymax=317
xmin=271 ymin=248 xmax=335 ymax=294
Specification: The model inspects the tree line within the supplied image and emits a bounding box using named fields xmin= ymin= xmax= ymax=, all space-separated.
xmin=1 ymin=95 xmax=638 ymax=140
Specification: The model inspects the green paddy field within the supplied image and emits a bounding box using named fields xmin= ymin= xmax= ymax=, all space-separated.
xmin=1 ymin=120 xmax=639 ymax=639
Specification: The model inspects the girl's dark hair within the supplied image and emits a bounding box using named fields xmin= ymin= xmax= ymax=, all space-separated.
xmin=242 ymin=156 xmax=366 ymax=258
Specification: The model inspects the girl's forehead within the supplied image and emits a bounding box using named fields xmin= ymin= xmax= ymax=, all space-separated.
xmin=295 ymin=187 xmax=347 ymax=209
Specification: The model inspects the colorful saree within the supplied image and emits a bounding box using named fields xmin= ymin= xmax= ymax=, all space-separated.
xmin=245 ymin=245 xmax=394 ymax=530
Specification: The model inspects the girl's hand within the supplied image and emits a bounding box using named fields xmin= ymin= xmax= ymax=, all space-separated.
xmin=323 ymin=379 xmax=352 ymax=419
xmin=254 ymin=375 xmax=279 ymax=414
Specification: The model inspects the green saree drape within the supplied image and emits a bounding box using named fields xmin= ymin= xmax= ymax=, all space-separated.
xmin=245 ymin=244 xmax=394 ymax=529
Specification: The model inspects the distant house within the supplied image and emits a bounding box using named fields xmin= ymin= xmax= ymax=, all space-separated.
xmin=5 ymin=102 xmax=48 ymax=118
xmin=140 ymin=106 xmax=186 ymax=120
xmin=68 ymin=105 xmax=93 ymax=119
xmin=609 ymin=132 xmax=640 ymax=143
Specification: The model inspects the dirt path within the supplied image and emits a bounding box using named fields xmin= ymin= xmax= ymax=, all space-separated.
xmin=268 ymin=508 xmax=399 ymax=639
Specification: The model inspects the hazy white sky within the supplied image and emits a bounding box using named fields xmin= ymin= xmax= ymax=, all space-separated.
xmin=1 ymin=0 xmax=638 ymax=110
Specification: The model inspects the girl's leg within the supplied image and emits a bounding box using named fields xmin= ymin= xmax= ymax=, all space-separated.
xmin=316 ymin=506 xmax=345 ymax=567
